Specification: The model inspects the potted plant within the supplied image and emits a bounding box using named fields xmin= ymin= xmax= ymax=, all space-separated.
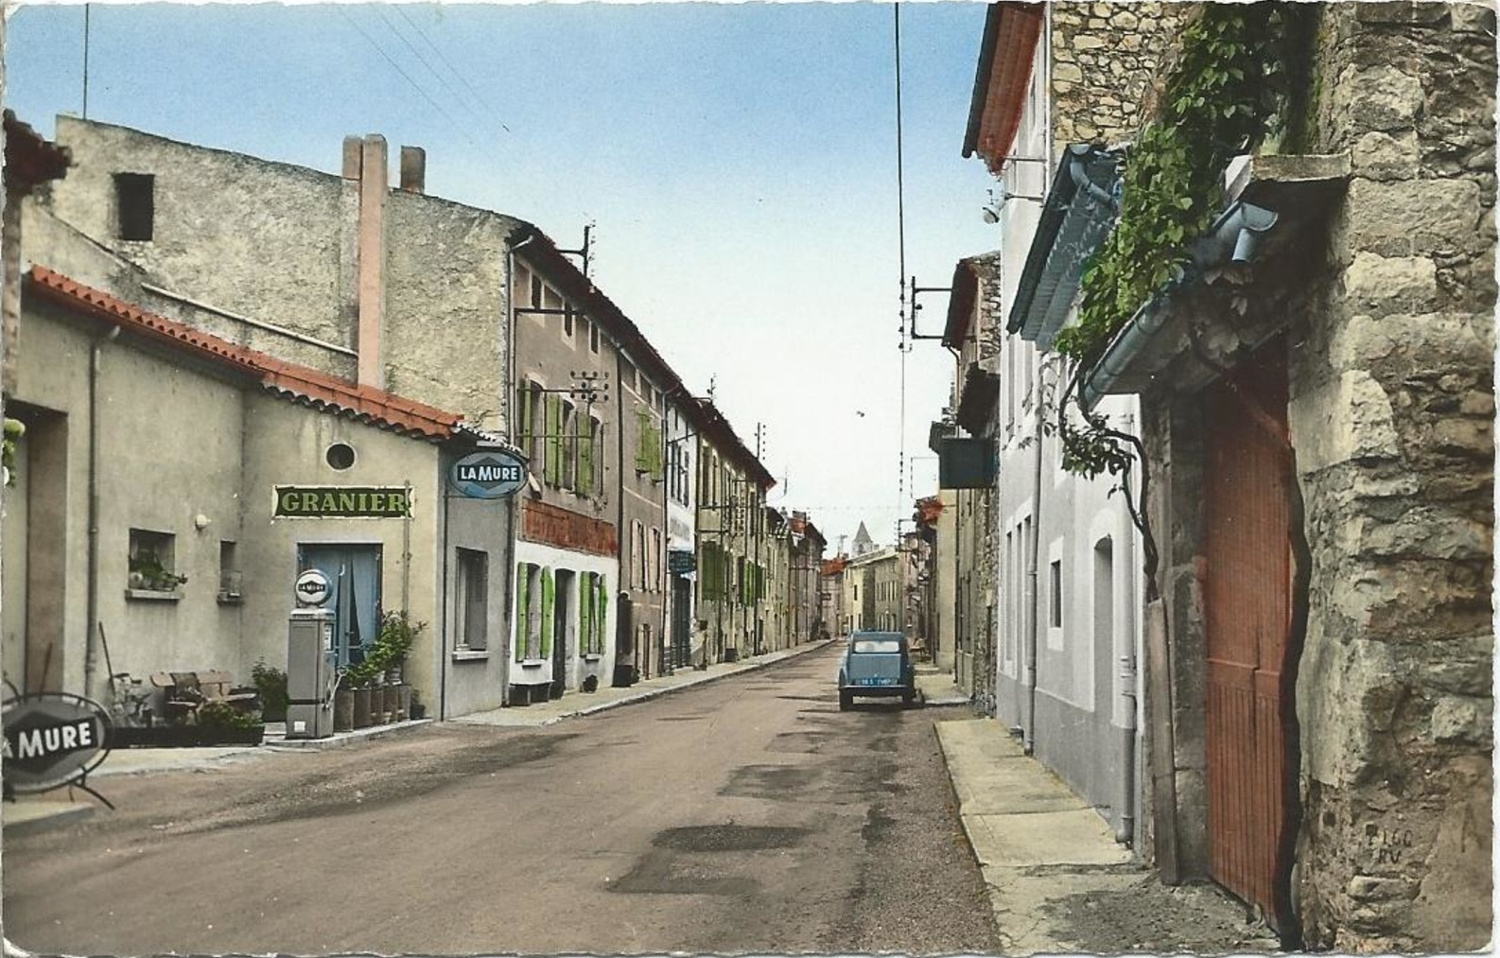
xmin=129 ymin=553 xmax=188 ymax=592
xmin=196 ymin=701 xmax=264 ymax=746
xmin=251 ymin=660 xmax=288 ymax=724
xmin=374 ymin=611 xmax=424 ymax=722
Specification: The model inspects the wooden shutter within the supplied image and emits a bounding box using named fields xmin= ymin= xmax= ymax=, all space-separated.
xmin=579 ymin=418 xmax=595 ymax=494
xmin=545 ymin=397 xmax=561 ymax=486
xmin=540 ymin=567 xmax=555 ymax=658
xmin=515 ymin=564 xmax=529 ymax=661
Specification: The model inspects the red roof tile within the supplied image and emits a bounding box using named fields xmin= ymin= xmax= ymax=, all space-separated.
xmin=25 ymin=266 xmax=462 ymax=441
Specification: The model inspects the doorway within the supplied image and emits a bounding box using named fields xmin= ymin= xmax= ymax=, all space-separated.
xmin=299 ymin=544 xmax=382 ymax=667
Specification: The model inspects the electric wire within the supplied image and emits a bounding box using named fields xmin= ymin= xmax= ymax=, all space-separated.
xmin=338 ymin=7 xmax=478 ymax=147
xmin=394 ymin=4 xmax=512 ymax=134
xmin=373 ymin=4 xmax=490 ymax=133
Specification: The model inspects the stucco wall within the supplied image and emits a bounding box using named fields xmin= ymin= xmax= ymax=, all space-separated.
xmin=239 ymin=396 xmax=443 ymax=706
xmin=47 ymin=117 xmax=354 ymax=348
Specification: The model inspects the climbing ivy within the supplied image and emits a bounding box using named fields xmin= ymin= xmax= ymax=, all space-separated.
xmin=1050 ymin=2 xmax=1301 ymax=479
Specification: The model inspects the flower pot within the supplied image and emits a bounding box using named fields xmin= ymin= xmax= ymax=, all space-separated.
xmin=384 ymin=684 xmax=401 ymax=720
xmin=334 ymin=689 xmax=354 ymax=732
xmin=352 ymin=687 xmax=373 ymax=728
xmin=397 ymin=685 xmax=412 ymax=721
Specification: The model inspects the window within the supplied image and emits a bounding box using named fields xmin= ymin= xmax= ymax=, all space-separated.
xmin=326 ymin=442 xmax=356 ymax=470
xmin=562 ymin=307 xmax=574 ymax=339
xmin=589 ymin=321 xmax=600 ymax=354
xmin=631 ymin=521 xmax=645 ymax=589
xmin=128 ymin=528 xmax=182 ymax=595
xmin=650 ymin=528 xmax=662 ymax=592
xmin=114 ymin=173 xmax=155 ymax=241
xmin=1050 ymin=559 xmax=1063 ymax=628
xmin=530 ymin=275 xmax=543 ymax=310
xmin=623 ymin=364 xmax=637 ymax=393
xmin=456 ymin=549 xmax=489 ymax=650
xmin=218 ymin=540 xmax=242 ymax=602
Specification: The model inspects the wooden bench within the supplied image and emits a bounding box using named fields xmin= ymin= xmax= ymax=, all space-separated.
xmin=149 ymin=670 xmax=259 ymax=725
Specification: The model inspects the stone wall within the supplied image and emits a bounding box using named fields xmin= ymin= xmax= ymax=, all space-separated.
xmin=1285 ymin=3 xmax=1495 ymax=951
xmin=1050 ymin=2 xmax=1193 ymax=147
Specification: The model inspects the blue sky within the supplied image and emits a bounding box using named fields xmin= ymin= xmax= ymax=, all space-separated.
xmin=4 ymin=1 xmax=1001 ymax=551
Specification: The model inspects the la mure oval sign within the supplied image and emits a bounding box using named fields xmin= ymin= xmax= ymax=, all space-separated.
xmin=450 ymin=450 xmax=527 ymax=499
xmin=2 ymin=693 xmax=112 ymax=793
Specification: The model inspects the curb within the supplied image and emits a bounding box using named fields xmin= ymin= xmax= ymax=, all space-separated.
xmin=3 ymin=801 xmax=95 ymax=836
xmin=497 ymin=640 xmax=840 ymax=725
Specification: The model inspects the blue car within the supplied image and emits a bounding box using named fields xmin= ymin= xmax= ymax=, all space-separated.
xmin=837 ymin=631 xmax=916 ymax=710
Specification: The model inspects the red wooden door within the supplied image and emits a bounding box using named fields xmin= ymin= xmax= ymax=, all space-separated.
xmin=1203 ymin=353 xmax=1293 ymax=921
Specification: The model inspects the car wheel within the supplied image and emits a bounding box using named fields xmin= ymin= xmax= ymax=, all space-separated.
xmin=902 ymin=689 xmax=915 ymax=707
xmin=839 ymin=689 xmax=852 ymax=711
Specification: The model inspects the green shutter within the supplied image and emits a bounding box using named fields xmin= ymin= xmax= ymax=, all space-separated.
xmin=540 ymin=568 xmax=555 ymax=658
xmin=545 ymin=397 xmax=561 ymax=485
xmin=579 ymin=420 xmax=594 ymax=494
xmin=580 ymin=573 xmax=594 ymax=654
xmin=591 ymin=581 xmax=603 ymax=656
xmin=515 ymin=564 xmax=529 ymax=662
xmin=635 ymin=409 xmax=651 ymax=472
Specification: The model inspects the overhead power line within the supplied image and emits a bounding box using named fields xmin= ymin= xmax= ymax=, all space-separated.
xmin=338 ymin=6 xmax=478 ymax=147
xmin=393 ymin=4 xmax=512 ymax=134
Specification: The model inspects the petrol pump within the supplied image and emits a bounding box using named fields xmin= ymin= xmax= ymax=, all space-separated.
xmin=285 ymin=569 xmax=337 ymax=739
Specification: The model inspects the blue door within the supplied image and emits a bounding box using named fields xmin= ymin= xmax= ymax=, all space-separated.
xmin=300 ymin=545 xmax=382 ymax=667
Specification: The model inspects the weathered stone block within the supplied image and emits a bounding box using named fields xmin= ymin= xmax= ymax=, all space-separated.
xmin=1346 ymin=177 xmax=1486 ymax=258
xmin=1290 ymin=369 xmax=1403 ymax=472
xmin=1429 ymin=695 xmax=1492 ymax=745
xmin=1339 ymin=63 xmax=1427 ymax=134
xmin=1342 ymin=252 xmax=1440 ymax=313
xmin=1351 ymin=506 xmax=1491 ymax=560
xmin=1351 ymin=130 xmax=1422 ymax=180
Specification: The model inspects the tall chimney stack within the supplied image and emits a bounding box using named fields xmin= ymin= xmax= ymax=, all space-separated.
xmin=356 ymin=134 xmax=387 ymax=390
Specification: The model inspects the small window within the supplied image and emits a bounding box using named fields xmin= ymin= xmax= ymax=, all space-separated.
xmin=589 ymin=321 xmax=600 ymax=353
xmin=218 ymin=540 xmax=242 ymax=601
xmin=1050 ymin=559 xmax=1063 ymax=628
xmin=457 ymin=548 xmax=489 ymax=650
xmin=853 ymin=639 xmax=901 ymax=654
xmin=530 ymin=275 xmax=543 ymax=310
xmin=326 ymin=442 xmax=356 ymax=470
xmin=128 ymin=528 xmax=182 ymax=593
xmin=562 ymin=307 xmax=574 ymax=338
xmin=115 ymin=173 xmax=155 ymax=241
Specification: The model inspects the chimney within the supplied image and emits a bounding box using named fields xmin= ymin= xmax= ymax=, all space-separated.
xmin=399 ymin=146 xmax=426 ymax=194
xmin=341 ymin=136 xmax=362 ymax=179
xmin=356 ymin=134 xmax=387 ymax=390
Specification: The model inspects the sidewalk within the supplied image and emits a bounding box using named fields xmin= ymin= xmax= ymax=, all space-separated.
xmin=920 ymin=666 xmax=1281 ymax=955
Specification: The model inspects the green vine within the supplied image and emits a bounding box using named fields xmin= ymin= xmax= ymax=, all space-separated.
xmin=2 ymin=418 xmax=23 ymax=487
xmin=1051 ymin=2 xmax=1299 ymax=479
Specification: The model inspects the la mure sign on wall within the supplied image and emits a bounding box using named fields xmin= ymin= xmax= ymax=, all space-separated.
xmin=274 ymin=486 xmax=412 ymax=518
xmin=450 ymin=450 xmax=527 ymax=499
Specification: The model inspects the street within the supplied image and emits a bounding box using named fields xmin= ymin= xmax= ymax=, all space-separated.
xmin=3 ymin=646 xmax=998 ymax=956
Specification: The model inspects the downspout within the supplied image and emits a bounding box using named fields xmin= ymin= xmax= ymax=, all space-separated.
xmin=438 ymin=477 xmax=451 ymax=721
xmin=1023 ymin=356 xmax=1045 ymax=755
xmin=1116 ymin=409 xmax=1140 ymax=846
xmin=503 ymin=233 xmax=536 ymax=706
xmin=616 ymin=348 xmax=629 ymax=675
xmin=83 ymin=324 xmax=120 ymax=700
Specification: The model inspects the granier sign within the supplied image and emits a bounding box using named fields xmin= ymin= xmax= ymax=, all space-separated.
xmin=274 ymin=486 xmax=412 ymax=518
xmin=2 ymin=693 xmax=112 ymax=794
xmin=449 ymin=450 xmax=527 ymax=499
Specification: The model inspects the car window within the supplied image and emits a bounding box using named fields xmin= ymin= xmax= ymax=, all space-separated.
xmin=852 ymin=639 xmax=902 ymax=654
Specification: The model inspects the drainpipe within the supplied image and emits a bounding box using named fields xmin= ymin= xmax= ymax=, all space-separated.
xmin=1023 ymin=356 xmax=1045 ymax=755
xmin=503 ymin=233 xmax=536 ymax=707
xmin=83 ymin=324 xmax=120 ymax=700
xmin=1117 ymin=409 xmax=1140 ymax=846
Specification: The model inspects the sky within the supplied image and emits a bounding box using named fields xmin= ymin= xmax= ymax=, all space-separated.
xmin=2 ymin=0 xmax=1002 ymax=553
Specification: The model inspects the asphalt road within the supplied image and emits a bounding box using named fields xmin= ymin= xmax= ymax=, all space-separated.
xmin=3 ymin=645 xmax=998 ymax=956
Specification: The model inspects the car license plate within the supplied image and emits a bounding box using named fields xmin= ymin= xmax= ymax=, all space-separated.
xmin=858 ymin=677 xmax=894 ymax=686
